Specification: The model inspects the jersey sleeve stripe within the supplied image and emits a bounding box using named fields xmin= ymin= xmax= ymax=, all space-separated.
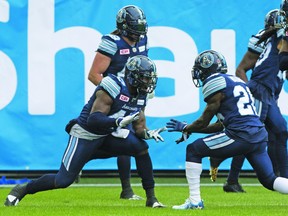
xmin=202 ymin=76 xmax=226 ymax=99
xmin=248 ymin=36 xmax=264 ymax=54
xmin=98 ymin=38 xmax=117 ymax=56
xmin=247 ymin=29 xmax=266 ymax=54
xmin=100 ymin=77 xmax=121 ymax=99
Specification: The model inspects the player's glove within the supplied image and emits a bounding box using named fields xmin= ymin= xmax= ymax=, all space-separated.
xmin=144 ymin=127 xmax=167 ymax=142
xmin=175 ymin=132 xmax=191 ymax=144
xmin=166 ymin=119 xmax=188 ymax=132
xmin=116 ymin=111 xmax=140 ymax=128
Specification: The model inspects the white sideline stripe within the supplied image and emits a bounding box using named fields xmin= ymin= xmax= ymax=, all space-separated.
xmin=0 ymin=183 xmax=262 ymax=188
xmin=69 ymin=183 xmax=262 ymax=187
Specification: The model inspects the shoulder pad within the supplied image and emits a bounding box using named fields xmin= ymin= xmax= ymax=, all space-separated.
xmin=202 ymin=74 xmax=226 ymax=101
xmin=99 ymin=76 xmax=121 ymax=99
xmin=248 ymin=30 xmax=266 ymax=54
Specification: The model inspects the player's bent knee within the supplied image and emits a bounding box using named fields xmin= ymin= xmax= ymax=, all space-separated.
xmin=55 ymin=176 xmax=75 ymax=188
xmin=186 ymin=143 xmax=202 ymax=163
xmin=258 ymin=176 xmax=276 ymax=191
xmin=55 ymin=172 xmax=77 ymax=188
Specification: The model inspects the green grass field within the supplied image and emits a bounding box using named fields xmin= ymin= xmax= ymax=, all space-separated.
xmin=1 ymin=177 xmax=288 ymax=216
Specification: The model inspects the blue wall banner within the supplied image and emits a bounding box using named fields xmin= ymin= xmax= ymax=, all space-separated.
xmin=0 ymin=0 xmax=287 ymax=171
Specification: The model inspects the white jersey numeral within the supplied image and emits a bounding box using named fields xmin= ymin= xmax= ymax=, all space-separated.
xmin=233 ymin=85 xmax=256 ymax=116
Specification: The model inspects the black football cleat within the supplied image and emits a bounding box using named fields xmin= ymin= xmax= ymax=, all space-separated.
xmin=146 ymin=196 xmax=166 ymax=208
xmin=223 ymin=182 xmax=246 ymax=193
xmin=4 ymin=184 xmax=27 ymax=206
xmin=120 ymin=189 xmax=143 ymax=200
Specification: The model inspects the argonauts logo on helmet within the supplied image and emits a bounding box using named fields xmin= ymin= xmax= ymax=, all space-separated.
xmin=126 ymin=56 xmax=141 ymax=71
xmin=116 ymin=8 xmax=126 ymax=23
xmin=200 ymin=53 xmax=214 ymax=68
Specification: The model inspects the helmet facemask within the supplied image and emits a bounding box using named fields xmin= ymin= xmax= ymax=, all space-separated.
xmin=125 ymin=56 xmax=157 ymax=95
xmin=191 ymin=67 xmax=204 ymax=88
xmin=128 ymin=71 xmax=157 ymax=94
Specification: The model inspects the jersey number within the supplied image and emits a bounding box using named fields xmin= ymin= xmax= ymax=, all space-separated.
xmin=233 ymin=85 xmax=256 ymax=116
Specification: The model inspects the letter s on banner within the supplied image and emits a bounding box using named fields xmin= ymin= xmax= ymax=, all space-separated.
xmin=146 ymin=26 xmax=199 ymax=117
xmin=27 ymin=0 xmax=101 ymax=115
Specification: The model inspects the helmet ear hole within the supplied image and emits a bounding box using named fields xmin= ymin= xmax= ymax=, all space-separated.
xmin=122 ymin=24 xmax=127 ymax=30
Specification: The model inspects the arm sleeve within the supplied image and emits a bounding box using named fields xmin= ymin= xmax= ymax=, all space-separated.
xmin=248 ymin=29 xmax=266 ymax=54
xmin=97 ymin=35 xmax=118 ymax=58
xmin=202 ymin=75 xmax=226 ymax=102
xmin=87 ymin=111 xmax=117 ymax=130
xmin=279 ymin=52 xmax=288 ymax=71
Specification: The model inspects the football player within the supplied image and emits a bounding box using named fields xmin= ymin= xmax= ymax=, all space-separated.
xmin=167 ymin=50 xmax=288 ymax=210
xmin=209 ymin=8 xmax=288 ymax=192
xmin=4 ymin=55 xmax=166 ymax=208
xmin=279 ymin=0 xmax=288 ymax=74
xmin=84 ymin=5 xmax=149 ymax=200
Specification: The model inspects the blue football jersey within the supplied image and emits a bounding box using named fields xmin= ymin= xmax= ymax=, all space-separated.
xmin=97 ymin=34 xmax=149 ymax=77
xmin=248 ymin=29 xmax=266 ymax=55
xmin=76 ymin=74 xmax=147 ymax=134
xmin=202 ymin=73 xmax=267 ymax=143
xmin=250 ymin=29 xmax=283 ymax=95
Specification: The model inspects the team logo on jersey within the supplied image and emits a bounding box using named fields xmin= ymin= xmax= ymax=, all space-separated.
xmin=137 ymin=99 xmax=145 ymax=105
xmin=120 ymin=49 xmax=130 ymax=55
xmin=119 ymin=94 xmax=130 ymax=102
xmin=139 ymin=45 xmax=145 ymax=52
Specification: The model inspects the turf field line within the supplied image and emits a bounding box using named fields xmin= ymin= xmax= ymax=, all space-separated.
xmin=69 ymin=183 xmax=262 ymax=187
xmin=0 ymin=183 xmax=262 ymax=188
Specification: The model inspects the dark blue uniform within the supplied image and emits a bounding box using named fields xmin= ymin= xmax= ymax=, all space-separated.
xmin=227 ymin=29 xmax=286 ymax=181
xmin=248 ymin=29 xmax=288 ymax=177
xmin=186 ymin=73 xmax=278 ymax=190
xmin=97 ymin=34 xmax=149 ymax=77
xmin=203 ymin=74 xmax=265 ymax=143
xmin=248 ymin=29 xmax=284 ymax=100
xmin=24 ymin=75 xmax=154 ymax=194
xmin=96 ymin=33 xmax=149 ymax=189
xmin=250 ymin=34 xmax=284 ymax=101
xmin=76 ymin=75 xmax=147 ymax=134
